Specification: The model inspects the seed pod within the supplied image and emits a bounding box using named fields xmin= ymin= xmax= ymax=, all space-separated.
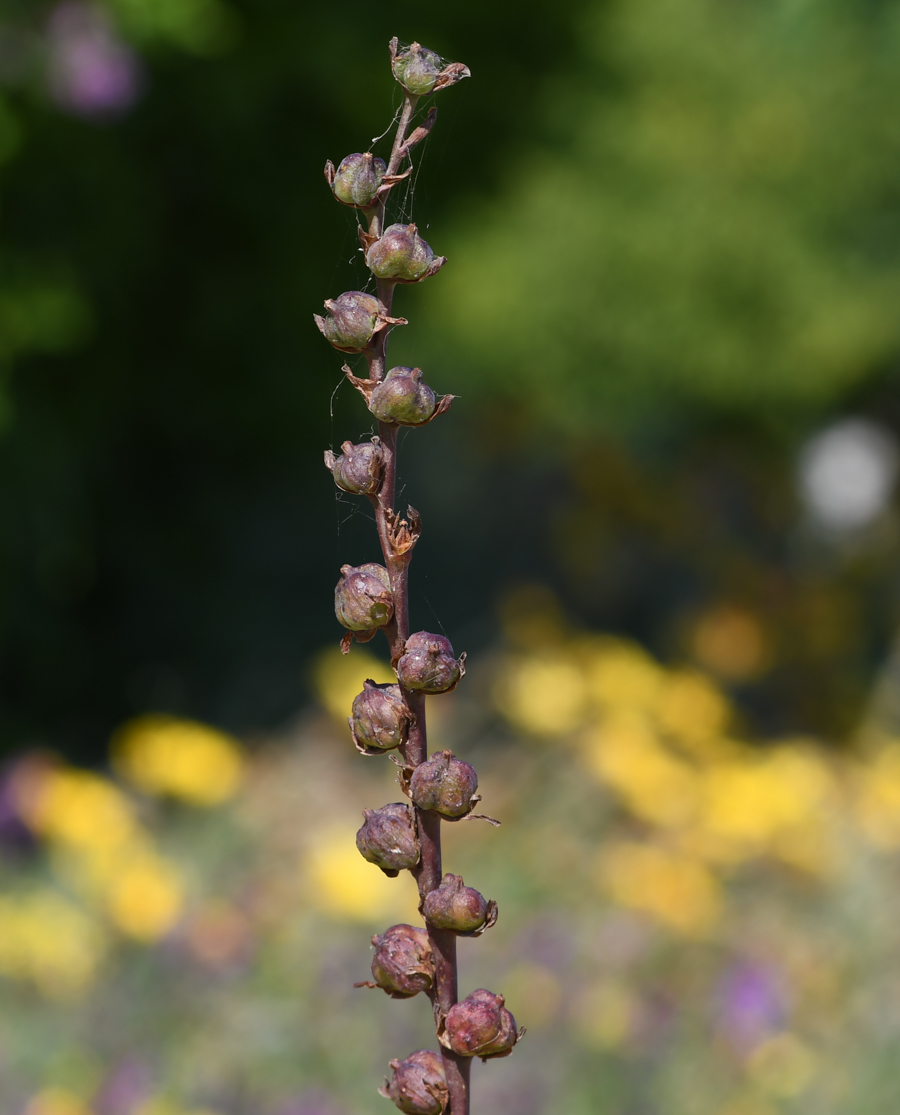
xmin=313 ymin=291 xmax=405 ymax=354
xmin=440 ymin=989 xmax=522 ymax=1061
xmin=324 ymin=439 xmax=383 ymax=496
xmin=334 ymin=563 xmax=393 ymax=632
xmin=369 ymin=367 xmax=436 ymax=426
xmin=396 ymin=632 xmax=465 ymax=694
xmin=408 ymin=750 xmax=479 ymax=820
xmin=366 ymin=224 xmax=445 ymax=284
xmin=366 ymin=924 xmax=434 ymax=999
xmin=379 ymin=1049 xmax=448 ymax=1115
xmin=390 ymin=39 xmax=471 ymax=98
xmin=423 ymin=873 xmax=497 ymax=935
xmin=329 ymin=151 xmax=386 ymax=208
xmin=349 ymin=680 xmax=412 ymax=755
xmin=356 ymin=803 xmax=420 ymax=876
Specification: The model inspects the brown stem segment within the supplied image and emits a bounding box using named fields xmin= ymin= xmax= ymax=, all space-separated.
xmin=360 ymin=92 xmax=469 ymax=1115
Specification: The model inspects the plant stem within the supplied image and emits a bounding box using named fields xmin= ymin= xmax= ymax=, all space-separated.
xmin=362 ymin=91 xmax=470 ymax=1115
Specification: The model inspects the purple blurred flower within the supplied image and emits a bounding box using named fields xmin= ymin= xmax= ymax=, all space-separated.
xmin=94 ymin=1057 xmax=153 ymax=1115
xmin=0 ymin=760 xmax=37 ymax=851
xmin=716 ymin=960 xmax=787 ymax=1051
xmin=46 ymin=2 xmax=142 ymax=118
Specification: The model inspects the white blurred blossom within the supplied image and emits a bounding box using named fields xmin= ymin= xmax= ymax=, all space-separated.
xmin=798 ymin=418 xmax=899 ymax=533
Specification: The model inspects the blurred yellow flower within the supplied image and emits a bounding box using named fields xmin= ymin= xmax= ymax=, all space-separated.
xmin=852 ymin=742 xmax=900 ymax=849
xmin=0 ymin=891 xmax=105 ymax=996
xmin=656 ymin=669 xmax=732 ymax=756
xmin=493 ymin=652 xmax=587 ymax=736
xmin=582 ymin=639 xmax=662 ymax=711
xmin=307 ymin=832 xmax=421 ymax=923
xmin=571 ymin=980 xmax=637 ymax=1050
xmin=105 ymin=853 xmax=184 ymax=941
xmin=25 ymin=1088 xmax=93 ymax=1115
xmin=746 ymin=1032 xmax=816 ymax=1097
xmin=21 ymin=767 xmax=136 ymax=852
xmin=112 ymin=715 xmax=244 ymax=806
xmin=582 ymin=711 xmax=698 ymax=828
xmin=598 ymin=841 xmax=722 ymax=936
xmin=695 ymin=747 xmax=834 ymax=869
xmin=313 ymin=646 xmax=390 ymax=723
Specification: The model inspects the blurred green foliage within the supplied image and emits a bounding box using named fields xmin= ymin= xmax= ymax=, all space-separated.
xmin=0 ymin=0 xmax=899 ymax=759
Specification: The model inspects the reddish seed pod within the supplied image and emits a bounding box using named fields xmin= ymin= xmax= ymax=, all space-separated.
xmin=368 ymin=924 xmax=434 ymax=999
xmin=324 ymin=438 xmax=383 ymax=495
xmin=334 ymin=563 xmax=393 ymax=632
xmin=408 ymin=750 xmax=479 ymax=820
xmin=356 ymin=803 xmax=420 ymax=876
xmin=441 ymin=989 xmax=521 ymax=1061
xmin=396 ymin=632 xmax=465 ymax=694
xmin=423 ymin=873 xmax=497 ymax=935
xmin=349 ymin=680 xmax=412 ymax=755
xmin=379 ymin=1049 xmax=448 ymax=1115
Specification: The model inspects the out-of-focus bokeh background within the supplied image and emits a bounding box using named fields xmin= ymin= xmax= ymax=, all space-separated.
xmin=3 ymin=0 xmax=900 ymax=1112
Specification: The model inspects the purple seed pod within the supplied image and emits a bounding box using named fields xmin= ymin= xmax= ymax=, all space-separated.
xmin=396 ymin=632 xmax=465 ymax=694
xmin=366 ymin=224 xmax=445 ymax=284
xmin=313 ymin=291 xmax=405 ymax=354
xmin=366 ymin=924 xmax=435 ymax=999
xmin=423 ymin=873 xmax=497 ymax=935
xmin=356 ymin=803 xmax=420 ymax=876
xmin=349 ymin=680 xmax=412 ymax=755
xmin=408 ymin=750 xmax=479 ymax=820
xmin=390 ymin=39 xmax=470 ymax=98
xmin=378 ymin=1049 xmax=448 ymax=1115
xmin=334 ymin=563 xmax=393 ymax=632
xmin=369 ymin=367 xmax=437 ymax=427
xmin=328 ymin=151 xmax=386 ymax=208
xmin=324 ymin=438 xmax=383 ymax=496
xmin=440 ymin=989 xmax=522 ymax=1061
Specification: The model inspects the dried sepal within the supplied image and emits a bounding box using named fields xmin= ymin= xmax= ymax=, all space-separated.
xmin=356 ymin=802 xmax=420 ymax=875
xmin=313 ymin=291 xmax=406 ymax=354
xmin=438 ymin=989 xmax=523 ymax=1061
xmin=349 ymin=680 xmax=413 ymax=755
xmin=379 ymin=1049 xmax=448 ymax=1115
xmin=423 ymin=873 xmax=498 ymax=936
xmin=385 ymin=506 xmax=422 ymax=556
xmin=389 ymin=38 xmax=470 ymax=98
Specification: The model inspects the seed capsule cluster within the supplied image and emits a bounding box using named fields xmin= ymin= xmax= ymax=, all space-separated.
xmin=315 ymin=38 xmax=521 ymax=1114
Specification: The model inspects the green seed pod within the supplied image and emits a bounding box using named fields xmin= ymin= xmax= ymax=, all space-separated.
xmin=324 ymin=439 xmax=383 ymax=495
xmin=396 ymin=632 xmax=464 ymax=694
xmin=334 ymin=563 xmax=393 ymax=632
xmin=408 ymin=750 xmax=479 ymax=820
xmin=356 ymin=802 xmax=420 ymax=876
xmin=390 ymin=39 xmax=470 ymax=98
xmin=369 ymin=924 xmax=434 ymax=998
xmin=366 ymin=224 xmax=443 ymax=284
xmin=441 ymin=989 xmax=521 ymax=1061
xmin=313 ymin=291 xmax=404 ymax=354
xmin=369 ymin=367 xmax=436 ymax=426
xmin=330 ymin=152 xmax=386 ymax=208
xmin=423 ymin=873 xmax=497 ymax=935
xmin=349 ymin=680 xmax=412 ymax=754
xmin=379 ymin=1050 xmax=448 ymax=1115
